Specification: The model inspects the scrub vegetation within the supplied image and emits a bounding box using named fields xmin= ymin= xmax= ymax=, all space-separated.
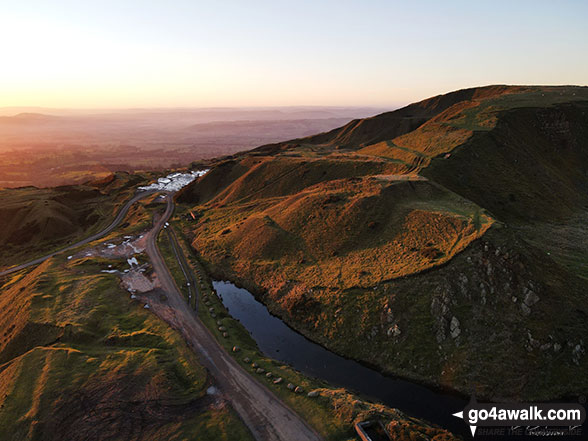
xmin=176 ymin=85 xmax=588 ymax=401
xmin=0 ymin=172 xmax=151 ymax=270
xmin=158 ymin=226 xmax=458 ymax=441
xmin=2 ymin=84 xmax=587 ymax=440
xmin=0 ymin=235 xmax=253 ymax=440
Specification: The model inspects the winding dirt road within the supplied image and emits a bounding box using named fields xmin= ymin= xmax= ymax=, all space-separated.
xmin=0 ymin=190 xmax=155 ymax=277
xmin=3 ymin=186 xmax=322 ymax=440
xmin=144 ymin=194 xmax=322 ymax=441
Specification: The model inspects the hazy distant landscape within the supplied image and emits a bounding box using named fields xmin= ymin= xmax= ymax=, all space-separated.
xmin=0 ymin=106 xmax=384 ymax=187
xmin=3 ymin=85 xmax=587 ymax=440
xmin=2 ymin=1 xmax=587 ymax=439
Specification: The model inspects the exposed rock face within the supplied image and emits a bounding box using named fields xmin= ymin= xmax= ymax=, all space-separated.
xmin=537 ymin=108 xmax=576 ymax=149
xmin=431 ymin=290 xmax=452 ymax=343
xmin=450 ymin=317 xmax=461 ymax=339
xmin=523 ymin=289 xmax=540 ymax=310
xmin=572 ymin=342 xmax=585 ymax=366
xmin=186 ymin=88 xmax=588 ymax=402
xmin=387 ymin=324 xmax=401 ymax=338
xmin=360 ymin=227 xmax=587 ymax=400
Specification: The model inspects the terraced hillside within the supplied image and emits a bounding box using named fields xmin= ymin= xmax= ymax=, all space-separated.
xmin=0 ymin=177 xmax=458 ymax=441
xmin=0 ymin=259 xmax=253 ymax=441
xmin=0 ymin=173 xmax=149 ymax=270
xmin=0 ymin=195 xmax=255 ymax=440
xmin=176 ymin=85 xmax=588 ymax=400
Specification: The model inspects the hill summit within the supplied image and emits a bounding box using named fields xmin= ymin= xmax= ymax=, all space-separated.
xmin=177 ymin=85 xmax=588 ymax=400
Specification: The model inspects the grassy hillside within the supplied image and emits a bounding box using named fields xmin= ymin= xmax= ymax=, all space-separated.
xmin=157 ymin=226 xmax=458 ymax=441
xmin=177 ymin=85 xmax=588 ymax=400
xmin=251 ymin=85 xmax=530 ymax=154
xmin=0 ymin=249 xmax=253 ymax=440
xmin=0 ymin=172 xmax=149 ymax=270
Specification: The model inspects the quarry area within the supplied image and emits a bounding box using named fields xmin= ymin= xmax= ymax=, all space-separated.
xmin=138 ymin=169 xmax=209 ymax=192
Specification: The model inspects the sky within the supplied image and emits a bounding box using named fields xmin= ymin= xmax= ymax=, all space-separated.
xmin=1 ymin=0 xmax=587 ymax=109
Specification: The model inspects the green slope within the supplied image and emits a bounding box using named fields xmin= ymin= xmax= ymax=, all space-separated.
xmin=178 ymin=85 xmax=588 ymax=400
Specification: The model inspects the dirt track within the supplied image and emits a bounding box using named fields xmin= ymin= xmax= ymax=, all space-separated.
xmin=144 ymin=194 xmax=322 ymax=441
xmin=0 ymin=190 xmax=155 ymax=277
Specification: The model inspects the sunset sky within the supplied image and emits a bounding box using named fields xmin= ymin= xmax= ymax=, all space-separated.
xmin=2 ymin=0 xmax=587 ymax=108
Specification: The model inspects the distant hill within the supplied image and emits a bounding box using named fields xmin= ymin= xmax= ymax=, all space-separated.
xmin=251 ymin=85 xmax=530 ymax=153
xmin=178 ymin=85 xmax=588 ymax=400
xmin=0 ymin=112 xmax=61 ymax=124
xmin=0 ymin=106 xmax=383 ymax=188
xmin=0 ymin=173 xmax=146 ymax=269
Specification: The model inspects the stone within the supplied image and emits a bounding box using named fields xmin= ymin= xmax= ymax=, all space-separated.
xmin=307 ymin=390 xmax=319 ymax=398
xmin=572 ymin=343 xmax=585 ymax=365
xmin=216 ymin=320 xmax=222 ymax=325
xmin=256 ymin=368 xmax=265 ymax=374
xmin=287 ymin=383 xmax=295 ymax=390
xmin=243 ymin=357 xmax=251 ymax=363
xmin=553 ymin=343 xmax=562 ymax=352
xmin=209 ymin=307 xmax=215 ymax=312
xmin=265 ymin=372 xmax=273 ymax=378
xmin=386 ymin=308 xmax=394 ymax=323
xmin=387 ymin=324 xmax=401 ymax=337
xmin=450 ymin=316 xmax=461 ymax=339
xmin=222 ymin=332 xmax=229 ymax=338
xmin=523 ymin=290 xmax=540 ymax=307
xmin=218 ymin=326 xmax=227 ymax=332
xmin=273 ymin=377 xmax=283 ymax=384
xmin=294 ymin=386 xmax=304 ymax=394
xmin=211 ymin=313 xmax=217 ymax=318
xmin=521 ymin=303 xmax=531 ymax=316
xmin=251 ymin=363 xmax=258 ymax=368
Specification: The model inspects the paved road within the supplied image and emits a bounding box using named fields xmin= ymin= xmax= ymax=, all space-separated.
xmin=0 ymin=190 xmax=155 ymax=278
xmin=145 ymin=195 xmax=322 ymax=441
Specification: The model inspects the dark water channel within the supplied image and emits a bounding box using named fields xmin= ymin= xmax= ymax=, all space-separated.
xmin=213 ymin=280 xmax=470 ymax=437
xmin=213 ymin=280 xmax=585 ymax=440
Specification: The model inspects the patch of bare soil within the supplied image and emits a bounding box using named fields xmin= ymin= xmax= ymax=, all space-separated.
xmin=73 ymin=233 xmax=148 ymax=260
xmin=41 ymin=380 xmax=215 ymax=441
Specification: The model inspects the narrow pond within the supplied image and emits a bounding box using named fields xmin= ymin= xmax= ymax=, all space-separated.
xmin=213 ymin=280 xmax=469 ymax=437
